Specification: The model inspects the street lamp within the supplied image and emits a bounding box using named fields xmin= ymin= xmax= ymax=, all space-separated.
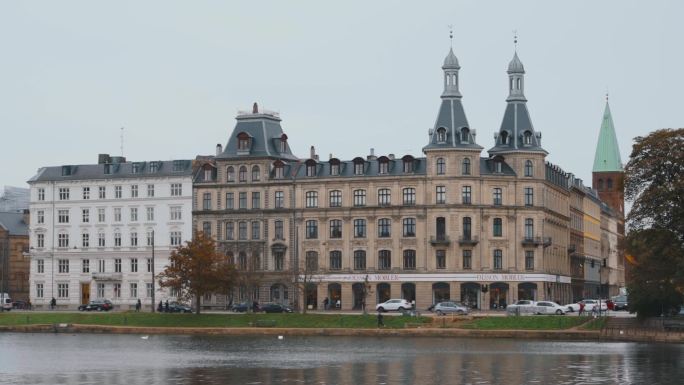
xmin=151 ymin=230 xmax=155 ymax=312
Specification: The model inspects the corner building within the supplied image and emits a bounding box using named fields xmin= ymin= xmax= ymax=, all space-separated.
xmin=194 ymin=47 xmax=586 ymax=310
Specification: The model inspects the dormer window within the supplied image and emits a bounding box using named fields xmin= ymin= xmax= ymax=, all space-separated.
xmin=237 ymin=132 xmax=250 ymax=151
xmin=204 ymin=168 xmax=212 ymax=181
xmin=149 ymin=162 xmax=159 ymax=173
xmin=273 ymin=161 xmax=284 ymax=179
xmin=523 ymin=131 xmax=533 ymax=145
xmin=104 ymin=164 xmax=112 ymax=175
xmin=500 ymin=131 xmax=509 ymax=145
xmin=279 ymin=134 xmax=288 ymax=153
xmin=402 ymin=155 xmax=414 ymax=173
xmin=305 ymin=160 xmax=317 ymax=177
xmin=436 ymin=127 xmax=446 ymax=143
xmin=329 ymin=159 xmax=340 ymax=176
xmin=132 ymin=163 xmax=141 ymax=174
xmin=353 ymin=158 xmax=365 ymax=175
xmin=461 ymin=127 xmax=470 ymax=143
xmin=378 ymin=157 xmax=389 ymax=174
xmin=226 ymin=166 xmax=235 ymax=182
xmin=494 ymin=160 xmax=503 ymax=173
xmin=172 ymin=160 xmax=184 ymax=172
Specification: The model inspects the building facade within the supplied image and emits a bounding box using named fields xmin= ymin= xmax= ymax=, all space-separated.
xmin=27 ymin=154 xmax=193 ymax=310
xmin=0 ymin=211 xmax=30 ymax=303
xmin=194 ymin=48 xmax=595 ymax=311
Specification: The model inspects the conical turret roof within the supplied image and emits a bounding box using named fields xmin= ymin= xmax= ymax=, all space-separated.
xmin=592 ymin=102 xmax=622 ymax=172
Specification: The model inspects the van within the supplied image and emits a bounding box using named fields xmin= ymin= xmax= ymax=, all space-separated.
xmin=0 ymin=293 xmax=11 ymax=311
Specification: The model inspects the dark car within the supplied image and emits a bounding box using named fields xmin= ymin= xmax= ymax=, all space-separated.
xmin=231 ymin=302 xmax=249 ymax=312
xmin=78 ymin=299 xmax=113 ymax=311
xmin=167 ymin=302 xmax=192 ymax=313
xmin=12 ymin=300 xmax=30 ymax=310
xmin=611 ymin=296 xmax=628 ymax=311
xmin=260 ymin=303 xmax=293 ymax=313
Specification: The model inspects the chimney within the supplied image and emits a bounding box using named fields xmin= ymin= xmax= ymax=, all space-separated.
xmin=216 ymin=143 xmax=223 ymax=156
xmin=388 ymin=154 xmax=395 ymax=160
xmin=22 ymin=209 xmax=30 ymax=226
xmin=329 ymin=153 xmax=333 ymax=160
xmin=98 ymin=154 xmax=110 ymax=164
xmin=367 ymin=148 xmax=377 ymax=161
xmin=252 ymin=102 xmax=259 ymax=114
xmin=310 ymin=145 xmax=316 ymax=159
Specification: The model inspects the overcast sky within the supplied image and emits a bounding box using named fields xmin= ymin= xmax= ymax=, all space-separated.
xmin=1 ymin=0 xmax=681 ymax=188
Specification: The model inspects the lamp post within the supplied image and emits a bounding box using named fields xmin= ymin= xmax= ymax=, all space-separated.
xmin=151 ymin=230 xmax=155 ymax=312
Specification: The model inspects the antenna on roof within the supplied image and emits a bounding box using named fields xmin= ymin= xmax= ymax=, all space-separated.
xmin=120 ymin=127 xmax=124 ymax=157
xmin=513 ymin=30 xmax=518 ymax=52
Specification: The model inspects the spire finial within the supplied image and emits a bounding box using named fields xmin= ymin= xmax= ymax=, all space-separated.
xmin=605 ymin=88 xmax=609 ymax=102
xmin=448 ymin=25 xmax=453 ymax=47
xmin=513 ymin=30 xmax=518 ymax=52
xmin=120 ymin=127 xmax=124 ymax=157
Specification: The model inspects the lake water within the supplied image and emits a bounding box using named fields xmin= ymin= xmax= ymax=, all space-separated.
xmin=0 ymin=333 xmax=682 ymax=385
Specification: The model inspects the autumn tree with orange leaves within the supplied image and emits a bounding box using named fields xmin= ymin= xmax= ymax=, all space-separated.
xmin=158 ymin=231 xmax=236 ymax=314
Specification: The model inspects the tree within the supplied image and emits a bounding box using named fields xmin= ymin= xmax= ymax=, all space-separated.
xmin=292 ymin=251 xmax=321 ymax=314
xmin=157 ymin=231 xmax=236 ymax=314
xmin=625 ymin=228 xmax=684 ymax=318
xmin=624 ymin=128 xmax=684 ymax=240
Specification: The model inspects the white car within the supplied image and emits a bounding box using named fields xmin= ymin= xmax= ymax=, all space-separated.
xmin=506 ymin=300 xmax=537 ymax=315
xmin=565 ymin=299 xmax=608 ymax=313
xmin=376 ymin=299 xmax=412 ymax=312
xmin=534 ymin=301 xmax=566 ymax=315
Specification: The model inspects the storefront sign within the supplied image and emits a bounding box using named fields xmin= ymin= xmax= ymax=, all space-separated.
xmin=309 ymin=273 xmax=572 ymax=283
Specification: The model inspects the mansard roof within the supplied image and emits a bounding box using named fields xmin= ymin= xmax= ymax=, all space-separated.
xmin=423 ymin=99 xmax=482 ymax=152
xmin=28 ymin=159 xmax=193 ymax=183
xmin=0 ymin=211 xmax=28 ymax=236
xmin=292 ymin=156 xmax=426 ymax=179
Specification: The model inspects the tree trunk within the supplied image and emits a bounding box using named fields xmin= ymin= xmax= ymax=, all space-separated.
xmin=195 ymin=292 xmax=201 ymax=315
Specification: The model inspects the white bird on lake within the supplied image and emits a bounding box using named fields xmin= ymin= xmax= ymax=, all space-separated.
xmin=141 ymin=335 xmax=149 ymax=340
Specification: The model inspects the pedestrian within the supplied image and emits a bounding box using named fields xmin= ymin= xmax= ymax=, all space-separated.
xmin=157 ymin=300 xmax=163 ymax=312
xmin=27 ymin=299 xmax=32 ymax=310
xmin=377 ymin=310 xmax=384 ymax=328
xmin=579 ymin=302 xmax=585 ymax=316
xmin=165 ymin=300 xmax=169 ymax=312
xmin=323 ymin=297 xmax=329 ymax=310
xmin=336 ymin=299 xmax=341 ymax=309
xmin=50 ymin=297 xmax=56 ymax=310
xmin=135 ymin=299 xmax=141 ymax=312
xmin=252 ymin=300 xmax=259 ymax=313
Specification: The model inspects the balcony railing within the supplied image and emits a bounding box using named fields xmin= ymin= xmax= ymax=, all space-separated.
xmin=458 ymin=235 xmax=479 ymax=245
xmin=92 ymin=272 xmax=123 ymax=281
xmin=522 ymin=236 xmax=553 ymax=247
xmin=430 ymin=235 xmax=451 ymax=246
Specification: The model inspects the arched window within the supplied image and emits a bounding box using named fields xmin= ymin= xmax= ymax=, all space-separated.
xmin=353 ymin=158 xmax=365 ymax=175
xmin=251 ymin=165 xmax=260 ymax=181
xmin=238 ymin=252 xmax=247 ymax=270
xmin=607 ymin=178 xmax=613 ymax=190
xmin=279 ymin=134 xmax=288 ymax=153
xmin=436 ymin=158 xmax=446 ymax=175
xmin=378 ymin=157 xmax=389 ymax=174
xmin=237 ymin=132 xmax=250 ymax=151
xmin=273 ymin=161 xmax=284 ymax=179
xmin=402 ymin=155 xmax=414 ymax=173
xmin=238 ymin=166 xmax=247 ymax=182
xmin=305 ymin=160 xmax=316 ymax=177
xmin=500 ymin=131 xmax=509 ymax=145
xmin=461 ymin=127 xmax=470 ymax=143
xmin=226 ymin=166 xmax=235 ymax=182
xmin=517 ymin=78 xmax=522 ymax=90
xmin=523 ymin=131 xmax=532 ymax=145
xmin=436 ymin=127 xmax=446 ymax=143
xmin=524 ymin=160 xmax=533 ymax=177
xmin=597 ymin=179 xmax=604 ymax=190
xmin=510 ymin=78 xmax=514 ymax=91
xmin=452 ymin=74 xmax=457 ymax=86
xmin=462 ymin=158 xmax=471 ymax=175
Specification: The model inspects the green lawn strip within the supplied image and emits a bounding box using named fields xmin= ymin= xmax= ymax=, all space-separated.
xmin=459 ymin=316 xmax=589 ymax=330
xmin=578 ymin=317 xmax=608 ymax=330
xmin=0 ymin=312 xmax=430 ymax=329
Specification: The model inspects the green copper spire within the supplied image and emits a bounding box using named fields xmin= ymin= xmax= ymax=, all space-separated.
xmin=593 ymin=101 xmax=623 ymax=172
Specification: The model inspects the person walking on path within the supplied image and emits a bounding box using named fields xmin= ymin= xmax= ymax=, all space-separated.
xmin=135 ymin=299 xmax=141 ymax=312
xmin=377 ymin=311 xmax=384 ymax=328
xmin=158 ymin=300 xmax=163 ymax=312
xmin=323 ymin=297 xmax=329 ymax=310
xmin=579 ymin=302 xmax=585 ymax=316
xmin=50 ymin=297 xmax=56 ymax=310
xmin=165 ymin=300 xmax=169 ymax=312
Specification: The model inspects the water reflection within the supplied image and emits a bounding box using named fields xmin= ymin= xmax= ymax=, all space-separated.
xmin=0 ymin=333 xmax=682 ymax=385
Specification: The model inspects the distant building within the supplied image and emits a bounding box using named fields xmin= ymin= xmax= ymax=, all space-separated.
xmin=27 ymin=154 xmax=193 ymax=310
xmin=0 ymin=186 xmax=30 ymax=212
xmin=0 ymin=211 xmax=30 ymax=303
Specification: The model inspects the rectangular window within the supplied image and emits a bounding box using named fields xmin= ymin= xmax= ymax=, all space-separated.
xmin=58 ymin=209 xmax=69 ymax=223
xmin=402 ymin=188 xmax=416 ymax=205
xmin=171 ymin=183 xmax=182 ymax=196
xmin=403 ymin=250 xmax=416 ymax=270
xmin=525 ymin=218 xmax=534 ymax=239
xmin=226 ymin=222 xmax=235 ymax=240
xmin=353 ymin=190 xmax=366 ymax=207
xmin=83 ymin=187 xmax=90 ymax=200
xmin=147 ymin=258 xmax=152 ymax=273
xmin=353 ymin=219 xmax=366 ymax=238
xmin=38 ymin=188 xmax=45 ymax=201
xmin=98 ymin=232 xmax=105 ymax=247
xmin=305 ymin=191 xmax=318 ymax=208
xmin=463 ymin=250 xmax=472 ymax=269
xmin=239 ymin=192 xmax=247 ymax=209
xmin=378 ymin=218 xmax=391 ymax=238
xmin=436 ymin=186 xmax=446 ymax=204
xmin=378 ymin=250 xmax=391 ymax=270
xmin=115 ymin=259 xmax=122 ymax=273
xmin=354 ymin=250 xmax=366 ymax=270
xmin=147 ymin=231 xmax=154 ymax=246
xmin=98 ymin=208 xmax=105 ymax=222
xmin=130 ymin=283 xmax=138 ymax=298
xmin=402 ymin=218 xmax=416 ymax=237
xmin=252 ymin=192 xmax=260 ymax=209
xmin=274 ymin=220 xmax=284 ymax=240
xmin=329 ymin=190 xmax=342 ymax=207
xmin=147 ymin=184 xmax=154 ymax=197
xmin=37 ymin=210 xmax=44 ymax=224
xmin=525 ymin=251 xmax=534 ymax=270
xmin=378 ymin=188 xmax=391 ymax=206
xmin=114 ymin=207 xmax=122 ymax=222
xmin=99 ymin=186 xmax=106 ymax=199
xmin=115 ymin=185 xmax=122 ymax=199
xmin=274 ymin=191 xmax=284 ymax=209
xmin=58 ymin=259 xmax=69 ymax=273
xmin=37 ymin=233 xmax=45 ymax=248
xmin=203 ymin=192 xmax=211 ymax=210
xmin=37 ymin=259 xmax=44 ymax=273
xmin=203 ymin=221 xmax=212 ymax=236
xmin=251 ymin=221 xmax=260 ymax=240
xmin=493 ymin=218 xmax=503 ymax=237
xmin=131 ymin=185 xmax=138 ymax=198
xmin=226 ymin=192 xmax=234 ymax=209
xmin=524 ymin=187 xmax=534 ymax=206
xmin=238 ymin=222 xmax=247 ymax=240
xmin=274 ymin=252 xmax=285 ymax=271
xmin=169 ymin=206 xmax=182 ymax=221
xmin=170 ymin=231 xmax=182 ymax=245
xmin=81 ymin=233 xmax=89 ymax=247
xmin=493 ymin=250 xmax=503 ymax=270
xmin=329 ymin=219 xmax=342 ymax=238
xmin=36 ymin=283 xmax=44 ymax=298
xmin=126 ymin=208 xmax=136 ymax=223
xmin=306 ymin=220 xmax=318 ymax=239
xmin=58 ymin=283 xmax=69 ymax=298
xmin=97 ymin=283 xmax=105 ymax=298
xmin=146 ymin=207 xmax=154 ymax=221
xmin=329 ymin=251 xmax=342 ymax=270
xmin=146 ymin=283 xmax=153 ymax=298
xmin=98 ymin=260 xmax=105 ymax=273
xmin=59 ymin=187 xmax=70 ymax=200
xmin=82 ymin=209 xmax=89 ymax=223
xmin=82 ymin=259 xmax=90 ymax=273
xmin=436 ymin=250 xmax=446 ymax=269
xmin=493 ymin=188 xmax=502 ymax=205
xmin=131 ymin=258 xmax=138 ymax=273
xmin=113 ymin=283 xmax=121 ymax=298
xmin=130 ymin=232 xmax=138 ymax=247
xmin=462 ymin=186 xmax=472 ymax=204
xmin=58 ymin=233 xmax=69 ymax=248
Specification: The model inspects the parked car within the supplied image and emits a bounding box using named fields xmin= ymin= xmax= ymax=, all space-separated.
xmin=376 ymin=299 xmax=412 ymax=312
xmin=433 ymin=301 xmax=469 ymax=316
xmin=506 ymin=300 xmax=537 ymax=315
xmin=611 ymin=295 xmax=628 ymax=311
xmin=231 ymin=302 xmax=249 ymax=312
xmin=565 ymin=299 xmax=608 ymax=313
xmin=167 ymin=302 xmax=192 ymax=313
xmin=12 ymin=300 xmax=30 ymax=310
xmin=78 ymin=299 xmax=113 ymax=311
xmin=260 ymin=303 xmax=293 ymax=313
xmin=534 ymin=301 xmax=566 ymax=315
xmin=0 ymin=293 xmax=11 ymax=311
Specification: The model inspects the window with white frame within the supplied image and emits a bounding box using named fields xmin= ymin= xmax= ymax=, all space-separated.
xmin=37 ymin=259 xmax=44 ymax=273
xmin=82 ymin=233 xmax=89 ymax=247
xmin=82 ymin=259 xmax=90 ymax=273
xmin=305 ymin=220 xmax=318 ymax=239
xmin=58 ymin=259 xmax=69 ymax=273
xmin=239 ymin=166 xmax=247 ymax=182
xmin=98 ymin=232 xmax=105 ymax=247
xmin=98 ymin=208 xmax=105 ymax=222
xmin=226 ymin=166 xmax=235 ymax=182
xmin=147 ymin=231 xmax=154 ymax=246
xmin=114 ymin=232 xmax=122 ymax=247
xmin=82 ymin=209 xmax=89 ymax=223
xmin=170 ymin=231 xmax=182 ymax=246
xmin=353 ymin=219 xmax=366 ymax=238
xmin=493 ymin=188 xmax=503 ymax=206
xmin=353 ymin=189 xmax=366 ymax=207
xmin=97 ymin=283 xmax=105 ymax=298
xmin=146 ymin=283 xmax=153 ymax=298
xmin=146 ymin=207 xmax=154 ymax=221
xmin=58 ymin=209 xmax=69 ymax=223
xmin=37 ymin=210 xmax=44 ymax=224
xmin=354 ymin=161 xmax=364 ymax=175
xmin=436 ymin=186 xmax=446 ymax=204
xmin=131 ymin=184 xmax=138 ymax=198
xmin=36 ymin=233 xmax=45 ymax=248
xmin=38 ymin=188 xmax=45 ymax=201
xmin=130 ymin=283 xmax=138 ymax=298
xmin=83 ymin=187 xmax=90 ymax=200
xmin=98 ymin=259 xmax=105 ymax=273
xmin=305 ymin=191 xmax=318 ymax=208
xmin=113 ymin=283 xmax=121 ymax=298
xmin=131 ymin=258 xmax=138 ymax=273
xmin=147 ymin=184 xmax=154 ymax=197
xmin=115 ymin=258 xmax=122 ymax=273
xmin=58 ymin=233 xmax=69 ymax=248
xmin=114 ymin=207 xmax=122 ymax=222
xmin=170 ymin=206 xmax=182 ymax=221
xmin=147 ymin=258 xmax=152 ymax=273
xmin=99 ymin=186 xmax=106 ymax=199
xmin=115 ymin=185 xmax=122 ymax=198
xmin=130 ymin=232 xmax=138 ymax=247
xmin=462 ymin=186 xmax=472 ymax=204
xmin=59 ymin=187 xmax=70 ymax=200
xmin=252 ymin=165 xmax=260 ymax=181
xmin=274 ymin=191 xmax=284 ymax=208
xmin=58 ymin=283 xmax=69 ymax=298
xmin=36 ymin=283 xmax=44 ymax=298
xmin=402 ymin=187 xmax=416 ymax=205
xmin=329 ymin=190 xmax=342 ymax=207
xmin=170 ymin=183 xmax=182 ymax=196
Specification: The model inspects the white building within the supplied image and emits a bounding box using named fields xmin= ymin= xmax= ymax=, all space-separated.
xmin=27 ymin=154 xmax=193 ymax=310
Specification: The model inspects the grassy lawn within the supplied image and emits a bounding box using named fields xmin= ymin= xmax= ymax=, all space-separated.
xmin=0 ymin=312 xmax=429 ymax=329
xmin=459 ymin=316 xmax=592 ymax=330
xmin=579 ymin=317 xmax=608 ymax=330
